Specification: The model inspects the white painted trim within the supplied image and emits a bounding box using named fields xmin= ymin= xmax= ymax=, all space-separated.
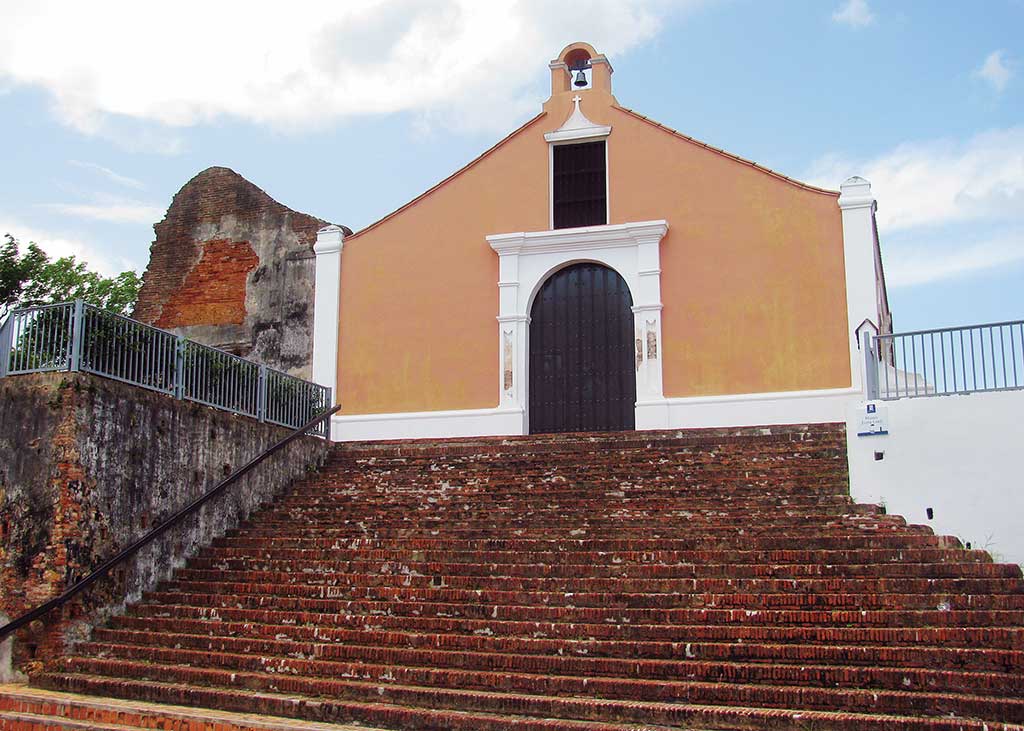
xmin=636 ymin=387 xmax=859 ymax=430
xmin=331 ymin=407 xmax=525 ymax=442
xmin=545 ymin=126 xmax=610 ymax=144
xmin=839 ymin=176 xmax=881 ymax=397
xmin=487 ymin=220 xmax=669 ymax=433
xmin=330 ymin=387 xmax=859 ymax=441
xmin=311 ymin=225 xmax=343 ymax=405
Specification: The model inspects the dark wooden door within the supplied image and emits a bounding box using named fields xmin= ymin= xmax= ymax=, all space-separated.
xmin=529 ymin=263 xmax=635 ymax=434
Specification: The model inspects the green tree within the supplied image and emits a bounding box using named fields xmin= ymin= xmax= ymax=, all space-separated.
xmin=0 ymin=234 xmax=141 ymax=318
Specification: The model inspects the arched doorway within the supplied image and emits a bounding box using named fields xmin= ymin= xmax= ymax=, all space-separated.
xmin=529 ymin=262 xmax=635 ymax=434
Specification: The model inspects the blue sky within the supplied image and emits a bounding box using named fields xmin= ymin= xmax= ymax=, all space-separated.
xmin=1 ymin=0 xmax=1021 ymax=332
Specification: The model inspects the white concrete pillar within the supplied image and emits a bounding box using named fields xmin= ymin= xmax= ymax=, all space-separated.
xmin=496 ymin=248 xmax=529 ymax=433
xmin=838 ymin=176 xmax=880 ymax=396
xmin=312 ymin=225 xmax=344 ymax=400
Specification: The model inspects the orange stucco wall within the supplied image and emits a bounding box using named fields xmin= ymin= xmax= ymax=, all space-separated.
xmin=338 ymin=84 xmax=850 ymax=415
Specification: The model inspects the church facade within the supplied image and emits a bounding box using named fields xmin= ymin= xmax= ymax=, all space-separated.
xmin=311 ymin=42 xmax=891 ymax=441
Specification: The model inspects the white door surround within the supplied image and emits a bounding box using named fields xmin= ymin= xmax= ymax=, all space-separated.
xmin=487 ymin=220 xmax=669 ymax=433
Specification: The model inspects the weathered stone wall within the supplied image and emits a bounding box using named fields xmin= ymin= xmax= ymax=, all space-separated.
xmin=134 ymin=167 xmax=349 ymax=379
xmin=0 ymin=372 xmax=330 ymax=673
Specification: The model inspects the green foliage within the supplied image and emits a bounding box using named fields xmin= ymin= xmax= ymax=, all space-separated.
xmin=0 ymin=234 xmax=141 ymax=318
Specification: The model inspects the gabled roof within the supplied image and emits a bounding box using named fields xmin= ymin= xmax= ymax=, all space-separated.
xmin=347 ymin=103 xmax=838 ymax=242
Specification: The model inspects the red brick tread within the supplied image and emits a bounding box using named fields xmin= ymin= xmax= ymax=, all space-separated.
xmin=0 ymin=683 xmax=382 ymax=730
xmin=34 ymin=674 xmax=1024 ymax=731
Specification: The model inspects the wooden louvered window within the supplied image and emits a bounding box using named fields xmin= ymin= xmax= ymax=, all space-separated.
xmin=552 ymin=141 xmax=607 ymax=229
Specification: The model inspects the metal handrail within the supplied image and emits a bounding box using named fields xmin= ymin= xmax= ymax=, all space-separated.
xmin=0 ymin=403 xmax=341 ymax=643
xmin=1 ymin=300 xmax=331 ymax=436
xmin=866 ymin=318 xmax=1024 ymax=400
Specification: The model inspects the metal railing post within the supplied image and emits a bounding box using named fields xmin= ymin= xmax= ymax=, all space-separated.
xmin=68 ymin=299 xmax=85 ymax=372
xmin=323 ymin=387 xmax=333 ymax=440
xmin=863 ymin=330 xmax=879 ymax=401
xmin=173 ymin=335 xmax=186 ymax=400
xmin=257 ymin=364 xmax=268 ymax=422
xmin=0 ymin=314 xmax=11 ymax=378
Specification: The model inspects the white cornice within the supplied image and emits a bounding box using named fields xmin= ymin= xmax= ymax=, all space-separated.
xmin=838 ymin=176 xmax=876 ymax=211
xmin=487 ymin=220 xmax=669 ymax=256
xmin=314 ymin=225 xmax=345 ymax=255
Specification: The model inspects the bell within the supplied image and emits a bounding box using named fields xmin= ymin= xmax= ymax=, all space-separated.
xmin=573 ymin=69 xmax=587 ymax=87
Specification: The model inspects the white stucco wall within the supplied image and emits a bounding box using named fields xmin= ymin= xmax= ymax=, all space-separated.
xmin=847 ymin=390 xmax=1024 ymax=566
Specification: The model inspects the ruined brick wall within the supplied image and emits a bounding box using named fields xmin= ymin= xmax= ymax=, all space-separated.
xmin=0 ymin=372 xmax=330 ymax=673
xmin=134 ymin=167 xmax=348 ymax=378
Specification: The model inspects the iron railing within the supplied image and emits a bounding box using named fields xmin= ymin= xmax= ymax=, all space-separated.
xmin=0 ymin=403 xmax=341 ymax=644
xmin=866 ymin=319 xmax=1024 ymax=400
xmin=0 ymin=300 xmax=332 ymax=437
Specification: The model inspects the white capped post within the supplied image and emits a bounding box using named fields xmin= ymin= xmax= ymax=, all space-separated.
xmin=312 ymin=225 xmax=344 ymax=403
xmin=838 ymin=176 xmax=880 ymax=396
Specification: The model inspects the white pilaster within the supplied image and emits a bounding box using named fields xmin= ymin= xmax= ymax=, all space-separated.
xmin=312 ymin=225 xmax=343 ymax=401
xmin=838 ymin=176 xmax=880 ymax=396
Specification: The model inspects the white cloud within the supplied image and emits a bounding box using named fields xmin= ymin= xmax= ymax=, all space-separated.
xmin=0 ymin=0 xmax=693 ymax=135
xmin=884 ymin=232 xmax=1024 ymax=288
xmin=0 ymin=216 xmax=136 ymax=276
xmin=976 ymin=50 xmax=1013 ymax=93
xmin=68 ymin=160 xmax=146 ymax=190
xmin=831 ymin=0 xmax=874 ymax=28
xmin=40 ymin=197 xmax=166 ymax=225
xmin=805 ymin=127 xmax=1024 ymax=232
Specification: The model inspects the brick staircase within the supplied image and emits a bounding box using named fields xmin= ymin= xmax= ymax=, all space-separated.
xmin=18 ymin=424 xmax=1024 ymax=729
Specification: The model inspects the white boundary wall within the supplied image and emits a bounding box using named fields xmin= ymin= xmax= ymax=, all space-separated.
xmin=846 ymin=390 xmax=1024 ymax=566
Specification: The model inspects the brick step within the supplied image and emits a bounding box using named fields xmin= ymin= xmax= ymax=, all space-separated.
xmin=187 ymin=557 xmax=1020 ymax=579
xmin=119 ymin=606 xmax=1024 ymax=646
xmin=92 ymin=624 xmax=1024 ymax=673
xmin=170 ymin=568 xmax=1024 ymax=596
xmin=30 ymin=675 xmax=681 ymax=731
xmin=0 ymin=685 xmax=379 ymax=731
xmin=331 ymin=429 xmax=846 ymax=455
xmin=240 ymin=513 xmax=895 ymax=531
xmin=284 ymin=484 xmax=853 ymax=505
xmin=210 ymin=532 xmax=950 ymax=552
xmin=202 ymin=545 xmax=990 ymax=566
xmin=144 ymin=587 xmax=1024 ymax=617
xmin=239 ymin=507 xmax=893 ymax=522
xmin=333 ymin=463 xmax=841 ymax=475
xmin=297 ymin=469 xmax=849 ymax=490
xmin=331 ymin=442 xmax=843 ymax=458
xmin=269 ymin=496 xmax=863 ymax=514
xmin=224 ymin=524 xmax=925 ymax=540
xmin=72 ymin=638 xmax=1024 ymax=699
xmin=42 ymin=657 xmax=1024 ymax=723
xmin=45 ymin=670 xmax=1022 ymax=731
xmin=254 ymin=497 xmax=872 ymax=513
xmin=330 ymin=450 xmax=847 ymax=468
xmin=330 ymin=442 xmax=848 ymax=463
